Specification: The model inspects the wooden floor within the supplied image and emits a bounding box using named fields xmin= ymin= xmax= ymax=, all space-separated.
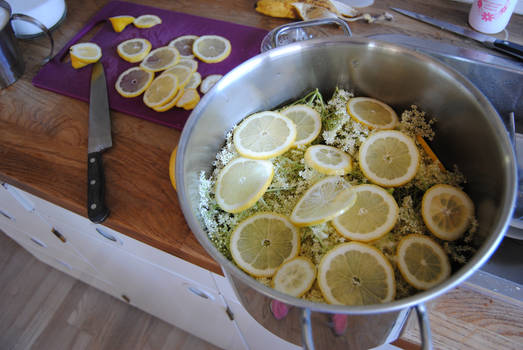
xmin=0 ymin=232 xmax=221 ymax=350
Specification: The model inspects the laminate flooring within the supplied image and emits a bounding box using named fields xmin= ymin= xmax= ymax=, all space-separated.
xmin=0 ymin=232 xmax=221 ymax=350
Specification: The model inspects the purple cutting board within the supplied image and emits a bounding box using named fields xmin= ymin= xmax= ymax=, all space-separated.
xmin=32 ymin=1 xmax=268 ymax=130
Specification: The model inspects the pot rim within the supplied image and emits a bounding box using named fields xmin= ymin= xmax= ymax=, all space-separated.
xmin=177 ymin=36 xmax=517 ymax=314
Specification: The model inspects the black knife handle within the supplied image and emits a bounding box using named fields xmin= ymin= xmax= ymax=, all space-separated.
xmin=493 ymin=39 xmax=523 ymax=61
xmin=87 ymin=151 xmax=110 ymax=223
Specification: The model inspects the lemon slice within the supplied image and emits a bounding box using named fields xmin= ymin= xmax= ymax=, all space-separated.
xmin=421 ymin=184 xmax=474 ymax=241
xmin=416 ymin=135 xmax=446 ymax=171
xmin=133 ymin=14 xmax=162 ymax=28
xmin=143 ymin=74 xmax=179 ymax=108
xmin=200 ymin=74 xmax=222 ymax=94
xmin=304 ymin=145 xmax=352 ymax=176
xmin=332 ymin=184 xmax=399 ymax=242
xmin=397 ymin=234 xmax=451 ymax=290
xmin=192 ymin=35 xmax=231 ymax=63
xmin=347 ymin=97 xmax=399 ymax=130
xmin=175 ymin=88 xmax=200 ymax=110
xmin=185 ymin=71 xmax=202 ymax=89
xmin=318 ymin=242 xmax=395 ymax=305
xmin=109 ymin=15 xmax=135 ymax=32
xmin=140 ymin=47 xmax=180 ymax=72
xmin=358 ymin=130 xmax=419 ymax=187
xmin=290 ymin=176 xmax=356 ymax=227
xmin=280 ymin=105 xmax=322 ymax=147
xmin=230 ymin=213 xmax=299 ymax=277
xmin=215 ymin=157 xmax=274 ymax=213
xmin=176 ymin=58 xmax=198 ymax=73
xmin=116 ymin=38 xmax=152 ymax=63
xmin=272 ymin=256 xmax=316 ymax=297
xmin=152 ymin=89 xmax=184 ymax=112
xmin=115 ymin=67 xmax=154 ymax=98
xmin=69 ymin=43 xmax=102 ymax=69
xmin=169 ymin=146 xmax=177 ymax=191
xmin=233 ymin=111 xmax=297 ymax=160
xmin=161 ymin=65 xmax=193 ymax=89
xmin=169 ymin=35 xmax=198 ymax=58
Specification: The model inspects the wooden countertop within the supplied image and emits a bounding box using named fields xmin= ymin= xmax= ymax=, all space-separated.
xmin=1 ymin=0 xmax=522 ymax=348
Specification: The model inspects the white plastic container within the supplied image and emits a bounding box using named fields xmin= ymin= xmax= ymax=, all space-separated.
xmin=468 ymin=0 xmax=518 ymax=34
xmin=6 ymin=0 xmax=66 ymax=38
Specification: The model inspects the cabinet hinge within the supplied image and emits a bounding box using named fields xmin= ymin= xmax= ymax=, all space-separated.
xmin=225 ymin=306 xmax=234 ymax=321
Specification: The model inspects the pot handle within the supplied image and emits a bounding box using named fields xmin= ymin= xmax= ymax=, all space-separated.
xmin=11 ymin=13 xmax=54 ymax=65
xmin=272 ymin=17 xmax=352 ymax=49
xmin=300 ymin=304 xmax=433 ymax=350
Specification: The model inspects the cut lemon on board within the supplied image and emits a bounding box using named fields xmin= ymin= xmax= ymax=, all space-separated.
xmin=358 ymin=130 xmax=419 ymax=187
xmin=175 ymin=58 xmax=198 ymax=73
xmin=115 ymin=67 xmax=154 ymax=98
xmin=230 ymin=213 xmax=299 ymax=277
xmin=280 ymin=104 xmax=322 ymax=147
xmin=272 ymin=256 xmax=316 ymax=297
xmin=233 ymin=111 xmax=297 ymax=160
xmin=185 ymin=71 xmax=202 ymax=89
xmin=304 ymin=145 xmax=352 ymax=176
xmin=175 ymin=88 xmax=200 ymax=110
xmin=116 ymin=38 xmax=151 ymax=63
xmin=133 ymin=14 xmax=162 ymax=28
xmin=397 ymin=234 xmax=451 ymax=290
xmin=161 ymin=65 xmax=193 ymax=89
xmin=109 ymin=15 xmax=135 ymax=32
xmin=192 ymin=35 xmax=231 ymax=63
xmin=169 ymin=35 xmax=198 ymax=58
xmin=215 ymin=157 xmax=274 ymax=213
xmin=200 ymin=74 xmax=222 ymax=94
xmin=69 ymin=42 xmax=102 ymax=69
xmin=318 ymin=242 xmax=395 ymax=305
xmin=347 ymin=97 xmax=399 ymax=130
xmin=143 ymin=74 xmax=179 ymax=108
xmin=290 ymin=176 xmax=356 ymax=227
xmin=332 ymin=184 xmax=399 ymax=242
xmin=152 ymin=89 xmax=184 ymax=112
xmin=169 ymin=146 xmax=178 ymax=191
xmin=140 ymin=46 xmax=180 ymax=72
xmin=421 ymin=184 xmax=474 ymax=241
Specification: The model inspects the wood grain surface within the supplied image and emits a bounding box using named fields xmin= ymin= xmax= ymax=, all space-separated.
xmin=0 ymin=1 xmax=522 ymax=348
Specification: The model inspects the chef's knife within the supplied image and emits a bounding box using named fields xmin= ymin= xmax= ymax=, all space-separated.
xmin=391 ymin=7 xmax=523 ymax=61
xmin=87 ymin=61 xmax=111 ymax=223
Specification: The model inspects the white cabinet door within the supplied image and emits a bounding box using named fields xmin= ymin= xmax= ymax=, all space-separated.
xmin=59 ymin=223 xmax=240 ymax=349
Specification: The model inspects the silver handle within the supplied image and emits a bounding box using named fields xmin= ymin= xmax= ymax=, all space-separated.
xmin=11 ymin=13 xmax=54 ymax=64
xmin=300 ymin=304 xmax=433 ymax=350
xmin=507 ymin=112 xmax=523 ymax=221
xmin=30 ymin=237 xmax=46 ymax=248
xmin=273 ymin=18 xmax=352 ymax=49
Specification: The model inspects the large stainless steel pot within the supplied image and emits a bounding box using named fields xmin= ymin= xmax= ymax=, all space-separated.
xmin=176 ymin=37 xmax=517 ymax=349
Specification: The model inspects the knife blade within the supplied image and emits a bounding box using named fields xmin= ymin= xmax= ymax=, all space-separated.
xmin=87 ymin=61 xmax=111 ymax=223
xmin=391 ymin=7 xmax=523 ymax=61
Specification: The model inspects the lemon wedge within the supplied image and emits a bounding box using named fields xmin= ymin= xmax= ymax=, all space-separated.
xmin=115 ymin=67 xmax=154 ymax=98
xmin=116 ymin=38 xmax=151 ymax=63
xmin=133 ymin=14 xmax=162 ymax=28
xmin=280 ymin=104 xmax=322 ymax=147
xmin=358 ymin=130 xmax=419 ymax=187
xmin=347 ymin=97 xmax=399 ymax=130
xmin=109 ymin=15 xmax=135 ymax=32
xmin=192 ymin=35 xmax=231 ymax=63
xmin=318 ymin=242 xmax=395 ymax=305
xmin=272 ymin=256 xmax=316 ymax=297
xmin=69 ymin=42 xmax=102 ymax=69
xmin=290 ymin=176 xmax=356 ymax=227
xmin=304 ymin=145 xmax=352 ymax=176
xmin=215 ymin=157 xmax=274 ymax=213
xmin=397 ymin=234 xmax=451 ymax=290
xmin=421 ymin=184 xmax=474 ymax=241
xmin=233 ymin=111 xmax=297 ymax=160
xmin=332 ymin=184 xmax=399 ymax=242
xmin=230 ymin=213 xmax=299 ymax=277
